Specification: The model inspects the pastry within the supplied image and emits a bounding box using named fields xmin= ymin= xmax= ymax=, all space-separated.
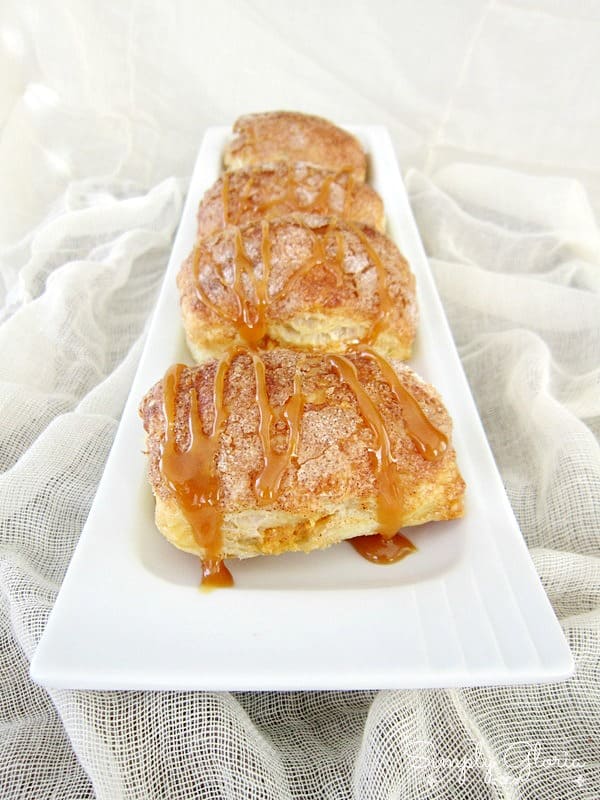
xmin=178 ymin=214 xmax=416 ymax=362
xmin=197 ymin=162 xmax=385 ymax=237
xmin=224 ymin=111 xmax=367 ymax=181
xmin=139 ymin=348 xmax=465 ymax=581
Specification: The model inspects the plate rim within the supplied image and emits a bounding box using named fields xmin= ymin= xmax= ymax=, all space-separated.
xmin=29 ymin=124 xmax=574 ymax=690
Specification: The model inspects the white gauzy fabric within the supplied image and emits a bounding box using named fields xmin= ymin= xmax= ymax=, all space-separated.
xmin=2 ymin=0 xmax=600 ymax=798
xmin=3 ymin=162 xmax=600 ymax=800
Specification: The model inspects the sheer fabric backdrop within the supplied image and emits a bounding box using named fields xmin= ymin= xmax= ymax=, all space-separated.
xmin=1 ymin=1 xmax=599 ymax=797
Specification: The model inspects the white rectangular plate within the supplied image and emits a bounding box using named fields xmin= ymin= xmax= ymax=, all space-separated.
xmin=30 ymin=126 xmax=573 ymax=690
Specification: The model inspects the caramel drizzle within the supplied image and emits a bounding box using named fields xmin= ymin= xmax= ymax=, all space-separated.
xmin=329 ymin=350 xmax=446 ymax=538
xmin=252 ymin=355 xmax=304 ymax=503
xmin=328 ymin=354 xmax=402 ymax=537
xmin=359 ymin=347 xmax=447 ymax=461
xmin=271 ymin=217 xmax=350 ymax=303
xmin=346 ymin=223 xmax=394 ymax=344
xmin=192 ymin=223 xmax=271 ymax=347
xmin=342 ymin=174 xmax=356 ymax=217
xmin=159 ymin=358 xmax=233 ymax=587
xmin=221 ymin=171 xmax=230 ymax=226
xmin=269 ymin=222 xmax=329 ymax=302
xmin=222 ymin=164 xmax=354 ymax=224
xmin=230 ymin=226 xmax=268 ymax=346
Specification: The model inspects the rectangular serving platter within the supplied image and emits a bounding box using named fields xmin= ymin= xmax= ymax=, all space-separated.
xmin=30 ymin=126 xmax=574 ymax=690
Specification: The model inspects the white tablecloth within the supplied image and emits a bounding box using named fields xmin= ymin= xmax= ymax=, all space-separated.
xmin=1 ymin=1 xmax=599 ymax=797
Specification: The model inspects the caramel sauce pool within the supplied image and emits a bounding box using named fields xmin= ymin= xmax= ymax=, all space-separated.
xmin=200 ymin=559 xmax=233 ymax=590
xmin=350 ymin=532 xmax=416 ymax=564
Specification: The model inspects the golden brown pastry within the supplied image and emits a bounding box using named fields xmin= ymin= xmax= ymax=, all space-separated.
xmin=139 ymin=348 xmax=464 ymax=577
xmin=140 ymin=349 xmax=464 ymax=580
xmin=224 ymin=111 xmax=367 ymax=181
xmin=197 ymin=162 xmax=385 ymax=237
xmin=178 ymin=214 xmax=416 ymax=362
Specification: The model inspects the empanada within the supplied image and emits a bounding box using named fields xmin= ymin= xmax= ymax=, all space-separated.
xmin=178 ymin=214 xmax=416 ymax=362
xmin=139 ymin=348 xmax=465 ymax=583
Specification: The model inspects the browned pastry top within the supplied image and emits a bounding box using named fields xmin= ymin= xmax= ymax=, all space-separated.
xmin=178 ymin=214 xmax=416 ymax=353
xmin=224 ymin=111 xmax=367 ymax=181
xmin=197 ymin=162 xmax=385 ymax=237
xmin=139 ymin=348 xmax=460 ymax=523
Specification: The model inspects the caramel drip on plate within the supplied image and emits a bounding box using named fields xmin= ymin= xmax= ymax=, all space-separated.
xmin=200 ymin=558 xmax=233 ymax=590
xmin=159 ymin=359 xmax=233 ymax=588
xmin=359 ymin=347 xmax=447 ymax=461
xmin=252 ymin=356 xmax=304 ymax=503
xmin=350 ymin=532 xmax=416 ymax=564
